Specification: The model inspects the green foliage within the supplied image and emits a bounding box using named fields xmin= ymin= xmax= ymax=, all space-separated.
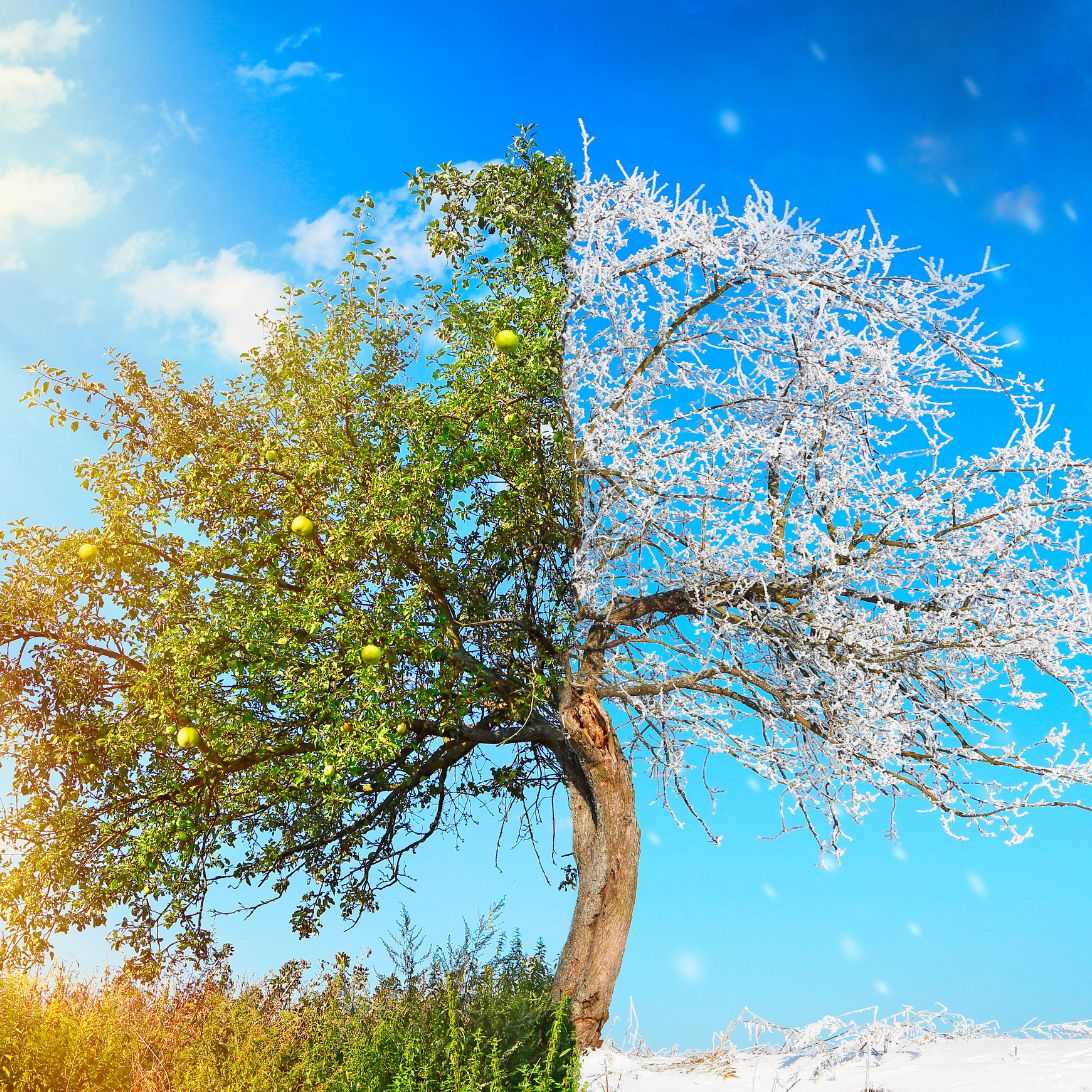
xmin=0 ymin=126 xmax=578 ymax=979
xmin=0 ymin=921 xmax=583 ymax=1091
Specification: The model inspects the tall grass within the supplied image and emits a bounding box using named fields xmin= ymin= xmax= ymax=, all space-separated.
xmin=0 ymin=906 xmax=583 ymax=1091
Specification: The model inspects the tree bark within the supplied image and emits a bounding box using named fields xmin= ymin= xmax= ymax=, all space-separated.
xmin=550 ymin=681 xmax=641 ymax=1051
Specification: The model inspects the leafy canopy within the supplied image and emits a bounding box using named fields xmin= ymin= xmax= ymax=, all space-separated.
xmin=0 ymin=127 xmax=578 ymax=978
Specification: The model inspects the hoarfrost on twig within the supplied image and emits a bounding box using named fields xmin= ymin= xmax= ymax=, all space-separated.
xmin=561 ymin=139 xmax=1092 ymax=853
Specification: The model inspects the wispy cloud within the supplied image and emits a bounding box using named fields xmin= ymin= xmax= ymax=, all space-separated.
xmin=0 ymin=162 xmax=100 ymax=236
xmin=0 ymin=251 xmax=26 ymax=271
xmin=67 ymin=134 xmax=119 ymax=158
xmin=110 ymin=239 xmax=285 ymax=360
xmin=962 ymin=75 xmax=981 ymax=98
xmin=967 ymin=872 xmax=988 ymax=897
xmin=991 ymin=186 xmax=1042 ymax=232
xmin=159 ymin=103 xmax=201 ymax=142
xmin=277 ymin=25 xmax=321 ymax=53
xmin=236 ymin=59 xmax=341 ymax=92
xmin=0 ymin=64 xmax=68 ymax=130
xmin=0 ymin=10 xmax=90 ymax=61
xmin=130 ymin=102 xmax=204 ymax=178
xmin=866 ymin=152 xmax=885 ymax=173
xmin=1062 ymin=200 xmax=1078 ymax=222
xmin=809 ymin=41 xmax=826 ymax=62
xmin=104 ymin=229 xmax=172 ymax=276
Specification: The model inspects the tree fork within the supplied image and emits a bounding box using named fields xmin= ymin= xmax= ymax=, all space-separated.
xmin=551 ymin=680 xmax=641 ymax=1051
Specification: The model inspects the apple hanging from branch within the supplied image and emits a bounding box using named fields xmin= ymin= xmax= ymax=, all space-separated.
xmin=77 ymin=542 xmax=99 ymax=563
xmin=176 ymin=726 xmax=200 ymax=749
xmin=359 ymin=643 xmax=384 ymax=664
xmin=493 ymin=329 xmax=520 ymax=354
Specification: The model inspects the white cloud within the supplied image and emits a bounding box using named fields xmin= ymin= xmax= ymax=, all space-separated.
xmin=1000 ymin=324 xmax=1024 ymax=348
xmin=674 ymin=951 xmax=704 ymax=983
xmin=113 ymin=244 xmax=285 ymax=360
xmin=718 ymin=109 xmax=741 ymax=135
xmin=646 ymin=829 xmax=662 ymax=847
xmin=105 ymin=229 xmax=173 ymax=276
xmin=0 ymin=64 xmax=68 ymax=131
xmin=236 ymin=59 xmax=341 ymax=92
xmin=277 ymin=25 xmax=321 ymax=53
xmin=892 ymin=845 xmax=908 ymax=861
xmin=0 ymin=250 xmax=26 ymax=271
xmin=761 ymin=883 xmax=777 ymax=899
xmin=866 ymin=152 xmax=885 ymax=173
xmin=0 ymin=162 xmax=100 ymax=235
xmin=288 ymin=165 xmax=487 ymax=280
xmin=942 ymin=175 xmax=960 ymax=197
xmin=967 ymin=871 xmax=988 ymax=897
xmin=907 ymin=921 xmax=922 ymax=937
xmin=67 ymin=134 xmax=118 ymax=157
xmin=963 ymin=76 xmax=981 ymax=98
xmin=874 ymin=979 xmax=890 ymax=996
xmin=287 ymin=202 xmax=353 ymax=271
xmin=809 ymin=41 xmax=826 ymax=62
xmin=159 ymin=103 xmax=201 ymax=142
xmin=0 ymin=11 xmax=90 ymax=60
xmin=839 ymin=935 xmax=862 ymax=960
xmin=991 ymin=186 xmax=1042 ymax=232
xmin=1062 ymin=200 xmax=1078 ymax=222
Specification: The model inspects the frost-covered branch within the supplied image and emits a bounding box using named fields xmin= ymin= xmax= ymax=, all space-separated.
xmin=563 ymin=141 xmax=1092 ymax=851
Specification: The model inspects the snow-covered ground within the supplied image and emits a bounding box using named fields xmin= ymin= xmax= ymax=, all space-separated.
xmin=580 ymin=1007 xmax=1092 ymax=1091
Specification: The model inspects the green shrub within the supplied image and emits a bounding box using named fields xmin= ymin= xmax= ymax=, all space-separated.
xmin=0 ymin=908 xmax=583 ymax=1091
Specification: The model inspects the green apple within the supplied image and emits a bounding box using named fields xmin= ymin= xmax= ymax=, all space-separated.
xmin=323 ymin=763 xmax=335 ymax=777
xmin=359 ymin=643 xmax=384 ymax=664
xmin=291 ymin=514 xmax=315 ymax=537
xmin=494 ymin=329 xmax=520 ymax=353
xmin=176 ymin=726 xmax=200 ymax=749
xmin=503 ymin=412 xmax=517 ymax=424
xmin=394 ymin=721 xmax=408 ymax=735
xmin=77 ymin=542 xmax=99 ymax=563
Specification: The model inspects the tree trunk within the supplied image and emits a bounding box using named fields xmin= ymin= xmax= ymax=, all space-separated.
xmin=550 ymin=682 xmax=641 ymax=1051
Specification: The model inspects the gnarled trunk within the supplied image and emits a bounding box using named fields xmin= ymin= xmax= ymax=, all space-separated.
xmin=550 ymin=682 xmax=640 ymax=1051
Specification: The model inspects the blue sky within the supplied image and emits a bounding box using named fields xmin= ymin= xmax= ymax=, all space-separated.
xmin=1 ymin=0 xmax=1090 ymax=1052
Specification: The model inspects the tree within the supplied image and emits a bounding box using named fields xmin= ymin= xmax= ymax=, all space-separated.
xmin=2 ymin=124 xmax=1092 ymax=1054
